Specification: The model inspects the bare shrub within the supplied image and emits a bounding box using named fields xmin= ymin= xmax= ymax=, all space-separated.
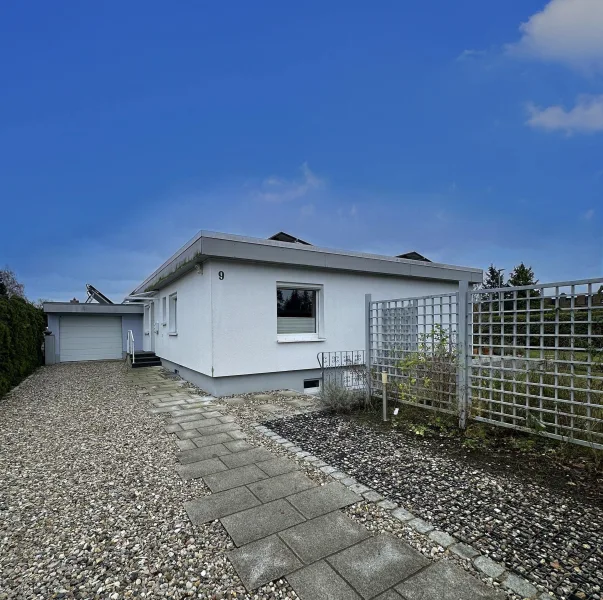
xmin=318 ymin=380 xmax=364 ymax=413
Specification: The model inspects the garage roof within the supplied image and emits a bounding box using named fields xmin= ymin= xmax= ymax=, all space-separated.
xmin=44 ymin=302 xmax=143 ymax=314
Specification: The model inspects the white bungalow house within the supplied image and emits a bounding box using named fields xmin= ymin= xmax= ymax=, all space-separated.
xmin=131 ymin=231 xmax=482 ymax=394
xmin=44 ymin=231 xmax=481 ymax=395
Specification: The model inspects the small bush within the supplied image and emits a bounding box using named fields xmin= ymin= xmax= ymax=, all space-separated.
xmin=318 ymin=381 xmax=364 ymax=414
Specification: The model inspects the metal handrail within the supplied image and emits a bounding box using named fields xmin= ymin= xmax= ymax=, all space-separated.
xmin=127 ymin=330 xmax=135 ymax=364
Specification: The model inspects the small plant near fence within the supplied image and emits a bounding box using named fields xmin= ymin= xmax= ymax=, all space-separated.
xmin=318 ymin=380 xmax=366 ymax=414
xmin=317 ymin=350 xmax=375 ymax=414
xmin=395 ymin=324 xmax=458 ymax=413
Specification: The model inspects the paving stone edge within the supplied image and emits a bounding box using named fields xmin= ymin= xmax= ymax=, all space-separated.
xmin=256 ymin=424 xmax=543 ymax=600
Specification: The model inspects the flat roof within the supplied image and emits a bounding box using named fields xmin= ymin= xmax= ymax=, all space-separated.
xmin=130 ymin=230 xmax=483 ymax=295
xmin=44 ymin=302 xmax=144 ymax=315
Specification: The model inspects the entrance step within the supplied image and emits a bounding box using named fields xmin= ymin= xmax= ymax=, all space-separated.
xmin=130 ymin=351 xmax=162 ymax=368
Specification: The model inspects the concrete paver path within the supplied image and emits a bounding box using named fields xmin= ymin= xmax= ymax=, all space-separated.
xmin=135 ymin=368 xmax=505 ymax=600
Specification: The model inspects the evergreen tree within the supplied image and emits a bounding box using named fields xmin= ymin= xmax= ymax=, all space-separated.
xmin=483 ymin=264 xmax=506 ymax=289
xmin=508 ymin=263 xmax=537 ymax=287
xmin=508 ymin=263 xmax=539 ymax=314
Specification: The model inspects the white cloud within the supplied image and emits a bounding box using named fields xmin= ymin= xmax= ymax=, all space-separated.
xmin=457 ymin=49 xmax=486 ymax=61
xmin=254 ymin=162 xmax=325 ymax=203
xmin=526 ymin=95 xmax=603 ymax=133
xmin=507 ymin=0 xmax=603 ymax=72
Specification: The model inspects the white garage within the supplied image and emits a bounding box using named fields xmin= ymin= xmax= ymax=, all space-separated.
xmin=59 ymin=315 xmax=123 ymax=362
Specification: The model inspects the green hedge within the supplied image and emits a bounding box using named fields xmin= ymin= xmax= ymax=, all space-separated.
xmin=0 ymin=296 xmax=46 ymax=397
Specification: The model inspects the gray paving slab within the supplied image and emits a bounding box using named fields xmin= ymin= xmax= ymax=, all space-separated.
xmin=189 ymin=422 xmax=239 ymax=436
xmin=256 ymin=456 xmax=300 ymax=477
xmin=178 ymin=443 xmax=231 ymax=464
xmin=175 ymin=457 xmax=228 ymax=480
xmin=218 ymin=415 xmax=236 ymax=423
xmin=220 ymin=499 xmax=305 ymax=546
xmin=185 ymin=487 xmax=261 ymax=524
xmin=176 ymin=428 xmax=207 ymax=440
xmin=287 ymin=482 xmax=363 ymax=520
xmin=287 ymin=560 xmax=361 ymax=600
xmin=148 ymin=406 xmax=178 ymax=414
xmin=152 ymin=399 xmax=186 ymax=407
xmin=185 ymin=402 xmax=214 ymax=409
xmin=176 ymin=439 xmax=195 ymax=451
xmin=169 ymin=407 xmax=210 ymax=417
xmin=395 ymin=559 xmax=506 ymax=600
xmin=252 ymin=394 xmax=273 ymax=402
xmin=227 ymin=430 xmax=248 ymax=440
xmin=180 ymin=417 xmax=220 ymax=430
xmin=374 ymin=591 xmax=404 ymax=600
xmin=168 ymin=412 xmax=209 ymax=424
xmin=228 ymin=535 xmax=303 ymax=591
xmin=279 ymin=511 xmax=370 ymax=564
xmin=220 ymin=447 xmax=274 ymax=469
xmin=196 ymin=410 xmax=220 ymax=417
xmin=247 ymin=471 xmax=316 ymax=503
xmin=222 ymin=396 xmax=247 ymax=405
xmin=203 ymin=464 xmax=268 ymax=493
xmin=164 ymin=424 xmax=182 ymax=433
xmin=223 ymin=440 xmax=253 ymax=453
xmin=192 ymin=433 xmax=236 ymax=448
xmin=327 ymin=535 xmax=429 ymax=599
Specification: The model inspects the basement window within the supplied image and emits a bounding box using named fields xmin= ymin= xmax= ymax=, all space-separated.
xmin=169 ymin=293 xmax=178 ymax=334
xmin=304 ymin=379 xmax=320 ymax=390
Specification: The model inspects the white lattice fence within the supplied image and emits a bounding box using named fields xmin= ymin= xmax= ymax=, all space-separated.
xmin=469 ymin=278 xmax=603 ymax=449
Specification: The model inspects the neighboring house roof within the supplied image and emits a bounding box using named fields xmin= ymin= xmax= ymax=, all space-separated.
xmin=268 ymin=231 xmax=312 ymax=245
xmin=396 ymin=251 xmax=431 ymax=262
xmin=129 ymin=230 xmax=482 ymax=296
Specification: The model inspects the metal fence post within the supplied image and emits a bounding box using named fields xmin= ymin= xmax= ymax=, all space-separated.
xmin=382 ymin=371 xmax=388 ymax=421
xmin=457 ymin=281 xmax=470 ymax=429
xmin=365 ymin=293 xmax=372 ymax=403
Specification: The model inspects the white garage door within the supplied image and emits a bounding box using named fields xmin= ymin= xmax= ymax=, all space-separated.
xmin=60 ymin=316 xmax=123 ymax=362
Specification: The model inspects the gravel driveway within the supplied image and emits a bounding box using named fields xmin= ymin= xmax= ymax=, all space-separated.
xmin=0 ymin=362 xmax=276 ymax=600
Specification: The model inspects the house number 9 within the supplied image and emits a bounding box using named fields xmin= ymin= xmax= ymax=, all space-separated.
xmin=218 ymin=271 xmax=225 ymax=280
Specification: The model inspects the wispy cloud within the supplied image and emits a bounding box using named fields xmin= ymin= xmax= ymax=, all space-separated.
xmin=582 ymin=208 xmax=595 ymax=220
xmin=526 ymin=95 xmax=603 ymax=134
xmin=456 ymin=49 xmax=486 ymax=61
xmin=506 ymin=0 xmax=603 ymax=73
xmin=254 ymin=162 xmax=325 ymax=203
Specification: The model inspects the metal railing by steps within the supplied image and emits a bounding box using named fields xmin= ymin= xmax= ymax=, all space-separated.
xmin=126 ymin=330 xmax=162 ymax=368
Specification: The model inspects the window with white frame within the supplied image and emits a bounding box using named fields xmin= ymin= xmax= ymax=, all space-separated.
xmin=161 ymin=296 xmax=167 ymax=325
xmin=277 ymin=286 xmax=318 ymax=335
xmin=168 ymin=293 xmax=178 ymax=333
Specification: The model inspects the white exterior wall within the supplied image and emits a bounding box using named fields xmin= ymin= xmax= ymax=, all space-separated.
xmin=143 ymin=267 xmax=212 ymax=375
xmin=209 ymin=259 xmax=458 ymax=378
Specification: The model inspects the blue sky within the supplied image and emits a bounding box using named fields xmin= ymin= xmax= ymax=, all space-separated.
xmin=1 ymin=0 xmax=601 ymax=302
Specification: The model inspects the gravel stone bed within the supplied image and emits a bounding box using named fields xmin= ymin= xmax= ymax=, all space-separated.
xmin=0 ymin=363 xmax=297 ymax=600
xmin=265 ymin=412 xmax=603 ymax=600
